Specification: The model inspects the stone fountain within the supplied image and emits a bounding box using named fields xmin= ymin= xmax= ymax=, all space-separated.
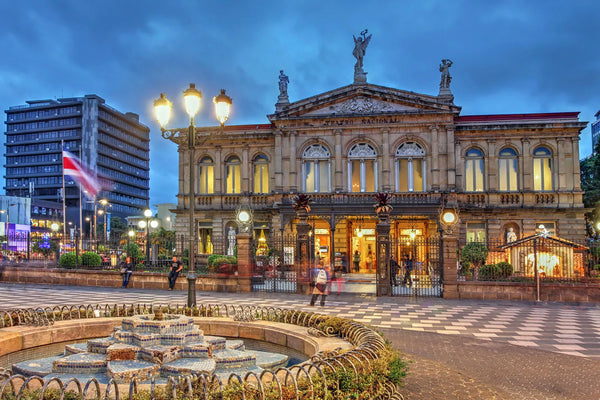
xmin=12 ymin=314 xmax=289 ymax=383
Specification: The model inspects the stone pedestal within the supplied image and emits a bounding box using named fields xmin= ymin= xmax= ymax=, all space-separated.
xmin=235 ymin=232 xmax=252 ymax=292
xmin=441 ymin=234 xmax=459 ymax=299
xmin=354 ymin=71 xmax=367 ymax=84
xmin=376 ymin=218 xmax=391 ymax=297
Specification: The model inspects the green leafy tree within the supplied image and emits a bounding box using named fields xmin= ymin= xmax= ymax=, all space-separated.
xmin=580 ymin=142 xmax=600 ymax=236
xmin=461 ymin=242 xmax=488 ymax=280
xmin=32 ymin=237 xmax=59 ymax=258
xmin=59 ymin=252 xmax=82 ymax=268
xmin=81 ymin=251 xmax=102 ymax=266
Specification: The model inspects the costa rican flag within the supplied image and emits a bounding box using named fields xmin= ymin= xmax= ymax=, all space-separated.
xmin=62 ymin=150 xmax=102 ymax=198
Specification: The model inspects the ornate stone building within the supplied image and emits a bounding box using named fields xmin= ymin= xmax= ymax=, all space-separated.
xmin=171 ymin=45 xmax=586 ymax=274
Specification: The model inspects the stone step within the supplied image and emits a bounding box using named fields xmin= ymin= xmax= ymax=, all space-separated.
xmin=213 ymin=349 xmax=257 ymax=371
xmin=65 ymin=342 xmax=88 ymax=355
xmin=139 ymin=345 xmax=181 ymax=364
xmin=53 ymin=353 xmax=107 ymax=374
xmin=107 ymin=360 xmax=160 ymax=384
xmin=250 ymin=350 xmax=289 ymax=369
xmin=12 ymin=356 xmax=62 ymax=377
xmin=87 ymin=337 xmax=115 ymax=354
xmin=161 ymin=358 xmax=216 ymax=377
xmin=226 ymin=339 xmax=245 ymax=351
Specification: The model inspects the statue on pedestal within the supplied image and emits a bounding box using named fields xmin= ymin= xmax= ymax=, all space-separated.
xmin=278 ymin=70 xmax=289 ymax=97
xmin=506 ymin=227 xmax=517 ymax=243
xmin=439 ymin=59 xmax=453 ymax=89
xmin=353 ymin=29 xmax=372 ymax=83
xmin=227 ymin=226 xmax=236 ymax=256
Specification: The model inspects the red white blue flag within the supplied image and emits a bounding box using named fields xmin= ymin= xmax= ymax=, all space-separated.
xmin=62 ymin=150 xmax=102 ymax=198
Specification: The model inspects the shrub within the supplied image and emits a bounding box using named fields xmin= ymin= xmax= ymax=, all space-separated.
xmin=81 ymin=251 xmax=102 ymax=267
xmin=461 ymin=242 xmax=489 ymax=269
xmin=496 ymin=261 xmax=513 ymax=278
xmin=59 ymin=252 xmax=82 ymax=268
xmin=207 ymin=254 xmax=237 ymax=273
xmin=478 ymin=264 xmax=501 ymax=280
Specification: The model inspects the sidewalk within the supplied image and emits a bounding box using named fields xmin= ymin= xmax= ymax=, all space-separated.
xmin=1 ymin=283 xmax=599 ymax=399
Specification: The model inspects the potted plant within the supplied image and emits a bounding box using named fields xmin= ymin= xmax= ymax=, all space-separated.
xmin=374 ymin=192 xmax=393 ymax=220
xmin=293 ymin=194 xmax=312 ymax=220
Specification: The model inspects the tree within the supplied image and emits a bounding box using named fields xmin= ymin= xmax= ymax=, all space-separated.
xmin=32 ymin=235 xmax=59 ymax=258
xmin=461 ymin=242 xmax=489 ymax=280
xmin=580 ymin=141 xmax=600 ymax=237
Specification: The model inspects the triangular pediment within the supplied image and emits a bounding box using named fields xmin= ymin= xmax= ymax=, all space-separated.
xmin=269 ymin=83 xmax=460 ymax=121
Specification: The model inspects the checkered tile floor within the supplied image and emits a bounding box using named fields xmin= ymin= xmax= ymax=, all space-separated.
xmin=2 ymin=283 xmax=600 ymax=358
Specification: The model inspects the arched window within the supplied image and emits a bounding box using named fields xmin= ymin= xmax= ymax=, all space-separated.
xmin=303 ymin=144 xmax=330 ymax=193
xmin=225 ymin=155 xmax=241 ymax=194
xmin=533 ymin=146 xmax=553 ymax=191
xmin=348 ymin=143 xmax=377 ymax=192
xmin=253 ymin=154 xmax=269 ymax=194
xmin=498 ymin=147 xmax=518 ymax=192
xmin=465 ymin=148 xmax=484 ymax=192
xmin=395 ymin=142 xmax=425 ymax=192
xmin=198 ymin=156 xmax=214 ymax=194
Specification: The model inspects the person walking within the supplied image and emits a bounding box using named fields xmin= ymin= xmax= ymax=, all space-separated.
xmin=310 ymin=264 xmax=329 ymax=306
xmin=168 ymin=256 xmax=183 ymax=291
xmin=120 ymin=257 xmax=134 ymax=288
xmin=390 ymin=255 xmax=400 ymax=286
xmin=402 ymin=254 xmax=413 ymax=286
xmin=353 ymin=250 xmax=361 ymax=272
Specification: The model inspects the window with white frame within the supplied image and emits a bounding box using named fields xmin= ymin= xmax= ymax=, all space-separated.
xmin=225 ymin=155 xmax=241 ymax=194
xmin=253 ymin=154 xmax=269 ymax=194
xmin=302 ymin=145 xmax=330 ymax=193
xmin=395 ymin=142 xmax=425 ymax=192
xmin=466 ymin=222 xmax=486 ymax=243
xmin=498 ymin=147 xmax=518 ymax=192
xmin=198 ymin=156 xmax=214 ymax=194
xmin=533 ymin=146 xmax=553 ymax=191
xmin=465 ymin=148 xmax=484 ymax=192
xmin=348 ymin=143 xmax=377 ymax=192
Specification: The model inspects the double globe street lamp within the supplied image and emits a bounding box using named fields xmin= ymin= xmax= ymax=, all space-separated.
xmin=153 ymin=84 xmax=232 ymax=307
xmin=138 ymin=209 xmax=158 ymax=267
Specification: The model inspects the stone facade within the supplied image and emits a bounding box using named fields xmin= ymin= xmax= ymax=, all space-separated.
xmin=171 ymin=80 xmax=586 ymax=272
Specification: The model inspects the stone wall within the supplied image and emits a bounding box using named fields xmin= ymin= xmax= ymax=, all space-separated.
xmin=0 ymin=266 xmax=246 ymax=293
xmin=457 ymin=281 xmax=600 ymax=302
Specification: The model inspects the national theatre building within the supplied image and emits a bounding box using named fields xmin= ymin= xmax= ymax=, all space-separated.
xmin=170 ymin=34 xmax=587 ymax=277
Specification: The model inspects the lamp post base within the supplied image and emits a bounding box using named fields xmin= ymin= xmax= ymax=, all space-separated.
xmin=187 ymin=274 xmax=197 ymax=307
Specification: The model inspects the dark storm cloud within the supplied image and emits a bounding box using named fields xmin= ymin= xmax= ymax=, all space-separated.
xmin=1 ymin=0 xmax=598 ymax=207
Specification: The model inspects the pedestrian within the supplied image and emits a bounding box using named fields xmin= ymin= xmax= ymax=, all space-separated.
xmin=402 ymin=254 xmax=413 ymax=286
xmin=168 ymin=256 xmax=183 ymax=290
xmin=120 ymin=256 xmax=134 ymax=288
xmin=333 ymin=263 xmax=345 ymax=294
xmin=390 ymin=255 xmax=399 ymax=286
xmin=309 ymin=264 xmax=329 ymax=306
xmin=353 ymin=250 xmax=361 ymax=272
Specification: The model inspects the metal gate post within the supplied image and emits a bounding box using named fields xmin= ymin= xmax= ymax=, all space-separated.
xmin=376 ymin=216 xmax=391 ymax=296
xmin=296 ymin=215 xmax=312 ymax=295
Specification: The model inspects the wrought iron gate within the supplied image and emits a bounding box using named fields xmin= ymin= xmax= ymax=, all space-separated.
xmin=391 ymin=236 xmax=442 ymax=297
xmin=251 ymin=234 xmax=298 ymax=293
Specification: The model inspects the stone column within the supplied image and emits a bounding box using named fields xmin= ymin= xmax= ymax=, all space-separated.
xmin=214 ymin=146 xmax=223 ymax=194
xmin=521 ymin=139 xmax=531 ymax=191
xmin=334 ymin=129 xmax=343 ymax=192
xmin=447 ymin=127 xmax=456 ymax=191
xmin=241 ymin=145 xmax=250 ymax=193
xmin=274 ymin=130 xmax=283 ymax=192
xmin=381 ymin=129 xmax=391 ymax=191
xmin=487 ymin=139 xmax=496 ymax=191
xmin=557 ymin=138 xmax=565 ymax=191
xmin=430 ymin=125 xmax=440 ymax=191
xmin=289 ymin=131 xmax=298 ymax=192
xmin=441 ymin=232 xmax=459 ymax=299
xmin=296 ymin=213 xmax=311 ymax=294
xmin=572 ymin=137 xmax=581 ymax=190
xmin=235 ymin=232 xmax=252 ymax=292
xmin=376 ymin=214 xmax=391 ymax=296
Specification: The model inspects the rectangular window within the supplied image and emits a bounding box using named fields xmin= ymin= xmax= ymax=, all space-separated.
xmin=499 ymin=158 xmax=518 ymax=191
xmin=226 ymin=165 xmax=240 ymax=194
xmin=254 ymin=164 xmax=269 ymax=193
xmin=199 ymin=165 xmax=214 ymax=194
xmin=398 ymin=159 xmax=408 ymax=192
xmin=466 ymin=222 xmax=486 ymax=243
xmin=466 ymin=159 xmax=484 ymax=192
xmin=413 ymin=159 xmax=423 ymax=191
xmin=533 ymin=158 xmax=552 ymax=191
xmin=305 ymin=162 xmax=315 ymax=192
xmin=365 ymin=160 xmax=375 ymax=192
xmin=536 ymin=222 xmax=556 ymax=236
xmin=351 ymin=160 xmax=361 ymax=192
xmin=318 ymin=160 xmax=329 ymax=192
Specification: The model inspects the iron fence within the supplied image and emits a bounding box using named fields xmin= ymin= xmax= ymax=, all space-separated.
xmin=390 ymin=236 xmax=442 ymax=297
xmin=459 ymin=237 xmax=598 ymax=283
xmin=251 ymin=234 xmax=299 ymax=293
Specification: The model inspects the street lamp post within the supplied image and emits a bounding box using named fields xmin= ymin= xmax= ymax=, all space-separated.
xmin=153 ymin=84 xmax=232 ymax=307
xmin=127 ymin=229 xmax=135 ymax=259
xmin=139 ymin=209 xmax=158 ymax=267
xmin=99 ymin=199 xmax=109 ymax=247
xmin=0 ymin=203 xmax=16 ymax=251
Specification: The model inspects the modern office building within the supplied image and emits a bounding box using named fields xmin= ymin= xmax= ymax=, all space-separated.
xmin=4 ymin=95 xmax=150 ymax=234
xmin=592 ymin=109 xmax=600 ymax=152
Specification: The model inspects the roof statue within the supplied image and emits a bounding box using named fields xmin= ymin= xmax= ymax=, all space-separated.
xmin=438 ymin=59 xmax=454 ymax=103
xmin=275 ymin=69 xmax=290 ymax=111
xmin=353 ymin=29 xmax=372 ymax=84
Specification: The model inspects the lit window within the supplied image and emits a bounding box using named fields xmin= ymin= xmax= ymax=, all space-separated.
xmin=198 ymin=157 xmax=214 ymax=194
xmin=465 ymin=148 xmax=484 ymax=192
xmin=225 ymin=156 xmax=241 ymax=194
xmin=466 ymin=222 xmax=486 ymax=243
xmin=533 ymin=146 xmax=553 ymax=191
xmin=253 ymin=154 xmax=269 ymax=194
xmin=348 ymin=143 xmax=377 ymax=192
xmin=395 ymin=142 xmax=425 ymax=192
xmin=536 ymin=222 xmax=555 ymax=237
xmin=498 ymin=147 xmax=518 ymax=192
xmin=302 ymin=145 xmax=330 ymax=193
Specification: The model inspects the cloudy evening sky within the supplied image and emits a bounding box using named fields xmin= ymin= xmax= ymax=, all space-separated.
xmin=2 ymin=0 xmax=599 ymax=209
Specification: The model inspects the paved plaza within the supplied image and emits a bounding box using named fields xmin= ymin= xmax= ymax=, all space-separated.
xmin=1 ymin=282 xmax=600 ymax=399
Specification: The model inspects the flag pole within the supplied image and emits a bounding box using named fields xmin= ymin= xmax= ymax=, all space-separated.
xmin=61 ymin=141 xmax=67 ymax=245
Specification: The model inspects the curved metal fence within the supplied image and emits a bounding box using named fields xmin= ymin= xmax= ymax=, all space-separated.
xmin=0 ymin=303 xmax=405 ymax=399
